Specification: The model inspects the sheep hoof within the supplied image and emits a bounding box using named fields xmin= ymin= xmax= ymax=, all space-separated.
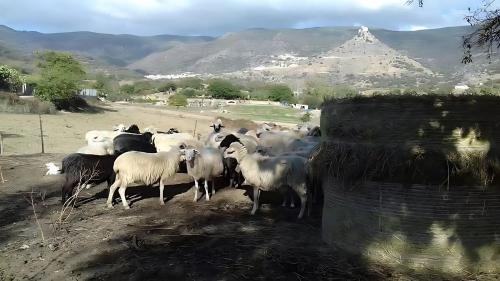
xmin=107 ymin=204 xmax=114 ymax=209
xmin=160 ymin=201 xmax=165 ymax=206
xmin=124 ymin=206 xmax=130 ymax=210
xmin=291 ymin=204 xmax=296 ymax=208
xmin=250 ymin=209 xmax=257 ymax=215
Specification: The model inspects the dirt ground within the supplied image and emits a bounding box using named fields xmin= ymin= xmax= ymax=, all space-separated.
xmin=0 ymin=153 xmax=391 ymax=281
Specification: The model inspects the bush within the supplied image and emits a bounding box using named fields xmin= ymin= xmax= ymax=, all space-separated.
xmin=0 ymin=65 xmax=24 ymax=92
xmin=177 ymin=78 xmax=204 ymax=90
xmin=35 ymin=52 xmax=86 ymax=104
xmin=267 ymin=84 xmax=296 ymax=103
xmin=179 ymin=88 xmax=203 ymax=98
xmin=158 ymin=82 xmax=177 ymax=92
xmin=300 ymin=112 xmax=312 ymax=123
xmin=300 ymin=94 xmax=323 ymax=109
xmin=207 ymin=80 xmax=241 ymax=99
xmin=169 ymin=94 xmax=188 ymax=107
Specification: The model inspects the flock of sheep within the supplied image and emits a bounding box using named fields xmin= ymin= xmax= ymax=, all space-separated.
xmin=46 ymin=119 xmax=321 ymax=219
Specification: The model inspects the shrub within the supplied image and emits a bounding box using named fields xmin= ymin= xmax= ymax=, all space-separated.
xmin=267 ymin=84 xmax=296 ymax=103
xmin=169 ymin=94 xmax=188 ymax=107
xmin=0 ymin=92 xmax=56 ymax=114
xmin=178 ymin=88 xmax=202 ymax=98
xmin=177 ymin=78 xmax=204 ymax=90
xmin=300 ymin=94 xmax=323 ymax=109
xmin=0 ymin=65 xmax=24 ymax=92
xmin=158 ymin=82 xmax=177 ymax=92
xmin=207 ymin=80 xmax=241 ymax=99
xmin=300 ymin=112 xmax=312 ymax=123
xmin=35 ymin=52 xmax=86 ymax=105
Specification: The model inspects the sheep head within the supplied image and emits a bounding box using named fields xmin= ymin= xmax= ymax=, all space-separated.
xmin=224 ymin=142 xmax=246 ymax=163
xmin=210 ymin=119 xmax=224 ymax=133
xmin=185 ymin=148 xmax=199 ymax=168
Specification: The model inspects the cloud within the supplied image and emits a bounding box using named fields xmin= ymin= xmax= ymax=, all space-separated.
xmin=0 ymin=0 xmax=484 ymax=36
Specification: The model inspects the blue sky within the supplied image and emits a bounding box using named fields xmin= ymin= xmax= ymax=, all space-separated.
xmin=0 ymin=0 xmax=495 ymax=36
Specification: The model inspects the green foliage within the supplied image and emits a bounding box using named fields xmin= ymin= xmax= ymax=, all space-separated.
xmin=177 ymin=78 xmax=204 ymax=89
xmin=300 ymin=112 xmax=312 ymax=123
xmin=169 ymin=94 xmax=188 ymax=107
xmin=93 ymin=73 xmax=113 ymax=97
xmin=332 ymin=86 xmax=359 ymax=99
xmin=207 ymin=79 xmax=241 ymax=99
xmin=300 ymin=94 xmax=323 ymax=109
xmin=267 ymin=84 xmax=296 ymax=103
xmin=34 ymin=51 xmax=86 ymax=104
xmin=388 ymin=88 xmax=402 ymax=95
xmin=402 ymin=88 xmax=418 ymax=95
xmin=0 ymin=65 xmax=24 ymax=92
xmin=158 ymin=82 xmax=177 ymax=92
xmin=120 ymin=84 xmax=136 ymax=95
xmin=179 ymin=87 xmax=204 ymax=97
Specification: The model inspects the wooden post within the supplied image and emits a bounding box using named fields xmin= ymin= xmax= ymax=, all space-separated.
xmin=0 ymin=166 xmax=4 ymax=183
xmin=193 ymin=120 xmax=198 ymax=138
xmin=39 ymin=114 xmax=45 ymax=154
xmin=0 ymin=132 xmax=3 ymax=155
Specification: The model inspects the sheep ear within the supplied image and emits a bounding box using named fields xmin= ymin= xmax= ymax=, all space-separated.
xmin=220 ymin=125 xmax=225 ymax=128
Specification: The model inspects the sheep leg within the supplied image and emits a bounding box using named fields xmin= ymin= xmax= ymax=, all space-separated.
xmin=204 ymin=179 xmax=210 ymax=201
xmin=193 ymin=180 xmax=199 ymax=202
xmin=296 ymin=185 xmax=307 ymax=219
xmin=106 ymin=178 xmax=121 ymax=208
xmin=118 ymin=185 xmax=130 ymax=210
xmin=251 ymin=187 xmax=261 ymax=215
xmin=211 ymin=180 xmax=216 ymax=196
xmin=290 ymin=190 xmax=296 ymax=208
xmin=159 ymin=179 xmax=165 ymax=206
xmin=280 ymin=188 xmax=288 ymax=207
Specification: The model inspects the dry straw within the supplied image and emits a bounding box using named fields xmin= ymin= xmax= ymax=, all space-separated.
xmin=315 ymin=94 xmax=500 ymax=187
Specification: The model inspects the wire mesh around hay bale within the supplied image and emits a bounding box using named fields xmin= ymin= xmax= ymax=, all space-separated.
xmin=316 ymin=95 xmax=500 ymax=275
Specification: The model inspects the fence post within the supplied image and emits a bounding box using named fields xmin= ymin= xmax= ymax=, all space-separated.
xmin=193 ymin=120 xmax=198 ymax=138
xmin=0 ymin=132 xmax=3 ymax=155
xmin=39 ymin=114 xmax=45 ymax=154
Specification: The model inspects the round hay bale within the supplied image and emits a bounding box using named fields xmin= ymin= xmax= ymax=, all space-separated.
xmin=317 ymin=95 xmax=500 ymax=274
xmin=322 ymin=178 xmax=500 ymax=274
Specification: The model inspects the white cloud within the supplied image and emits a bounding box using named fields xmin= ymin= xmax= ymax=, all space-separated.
xmin=0 ymin=0 xmax=481 ymax=35
xmin=409 ymin=25 xmax=428 ymax=31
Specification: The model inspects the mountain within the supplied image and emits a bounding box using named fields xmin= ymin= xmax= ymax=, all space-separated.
xmin=0 ymin=25 xmax=497 ymax=85
xmin=0 ymin=25 xmax=214 ymax=71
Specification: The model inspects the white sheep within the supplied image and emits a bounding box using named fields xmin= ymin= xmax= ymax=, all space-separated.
xmin=153 ymin=133 xmax=201 ymax=152
xmin=77 ymin=139 xmax=115 ymax=155
xmin=224 ymin=142 xmax=309 ymax=219
xmin=184 ymin=147 xmax=224 ymax=202
xmin=106 ymin=148 xmax=184 ymax=209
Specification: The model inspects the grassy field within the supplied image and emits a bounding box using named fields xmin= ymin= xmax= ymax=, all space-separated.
xmin=224 ymin=104 xmax=312 ymax=124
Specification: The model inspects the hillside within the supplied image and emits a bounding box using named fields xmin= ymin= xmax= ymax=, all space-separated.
xmin=1 ymin=24 xmax=498 ymax=85
xmin=0 ymin=25 xmax=214 ymax=72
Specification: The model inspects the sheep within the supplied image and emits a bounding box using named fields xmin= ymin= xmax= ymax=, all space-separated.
xmin=52 ymin=153 xmax=117 ymax=203
xmin=107 ymin=147 xmax=184 ymax=209
xmin=218 ymin=134 xmax=259 ymax=188
xmin=184 ymin=148 xmax=224 ymax=201
xmin=210 ymin=118 xmax=224 ymax=133
xmin=224 ymin=142 xmax=309 ymax=219
xmin=77 ymin=139 xmax=115 ymax=155
xmin=153 ymin=133 xmax=200 ymax=152
xmin=85 ymin=124 xmax=140 ymax=145
xmin=113 ymin=132 xmax=156 ymax=155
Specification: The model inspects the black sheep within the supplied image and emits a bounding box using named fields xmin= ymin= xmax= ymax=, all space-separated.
xmin=219 ymin=134 xmax=244 ymax=188
xmin=113 ymin=132 xmax=156 ymax=155
xmin=60 ymin=153 xmax=117 ymax=203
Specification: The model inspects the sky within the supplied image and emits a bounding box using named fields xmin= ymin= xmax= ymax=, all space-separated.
xmin=0 ymin=0 xmax=495 ymax=36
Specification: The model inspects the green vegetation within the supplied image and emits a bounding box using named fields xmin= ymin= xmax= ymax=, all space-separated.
xmin=0 ymin=65 xmax=24 ymax=92
xmin=300 ymin=112 xmax=312 ymax=123
xmin=169 ymin=94 xmax=188 ymax=107
xmin=158 ymin=82 xmax=177 ymax=92
xmin=208 ymin=79 xmax=241 ymax=99
xmin=179 ymin=87 xmax=204 ymax=97
xmin=34 ymin=51 xmax=86 ymax=109
xmin=267 ymin=84 xmax=296 ymax=103
xmin=225 ymin=105 xmax=303 ymax=123
xmin=177 ymin=78 xmax=204 ymax=89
